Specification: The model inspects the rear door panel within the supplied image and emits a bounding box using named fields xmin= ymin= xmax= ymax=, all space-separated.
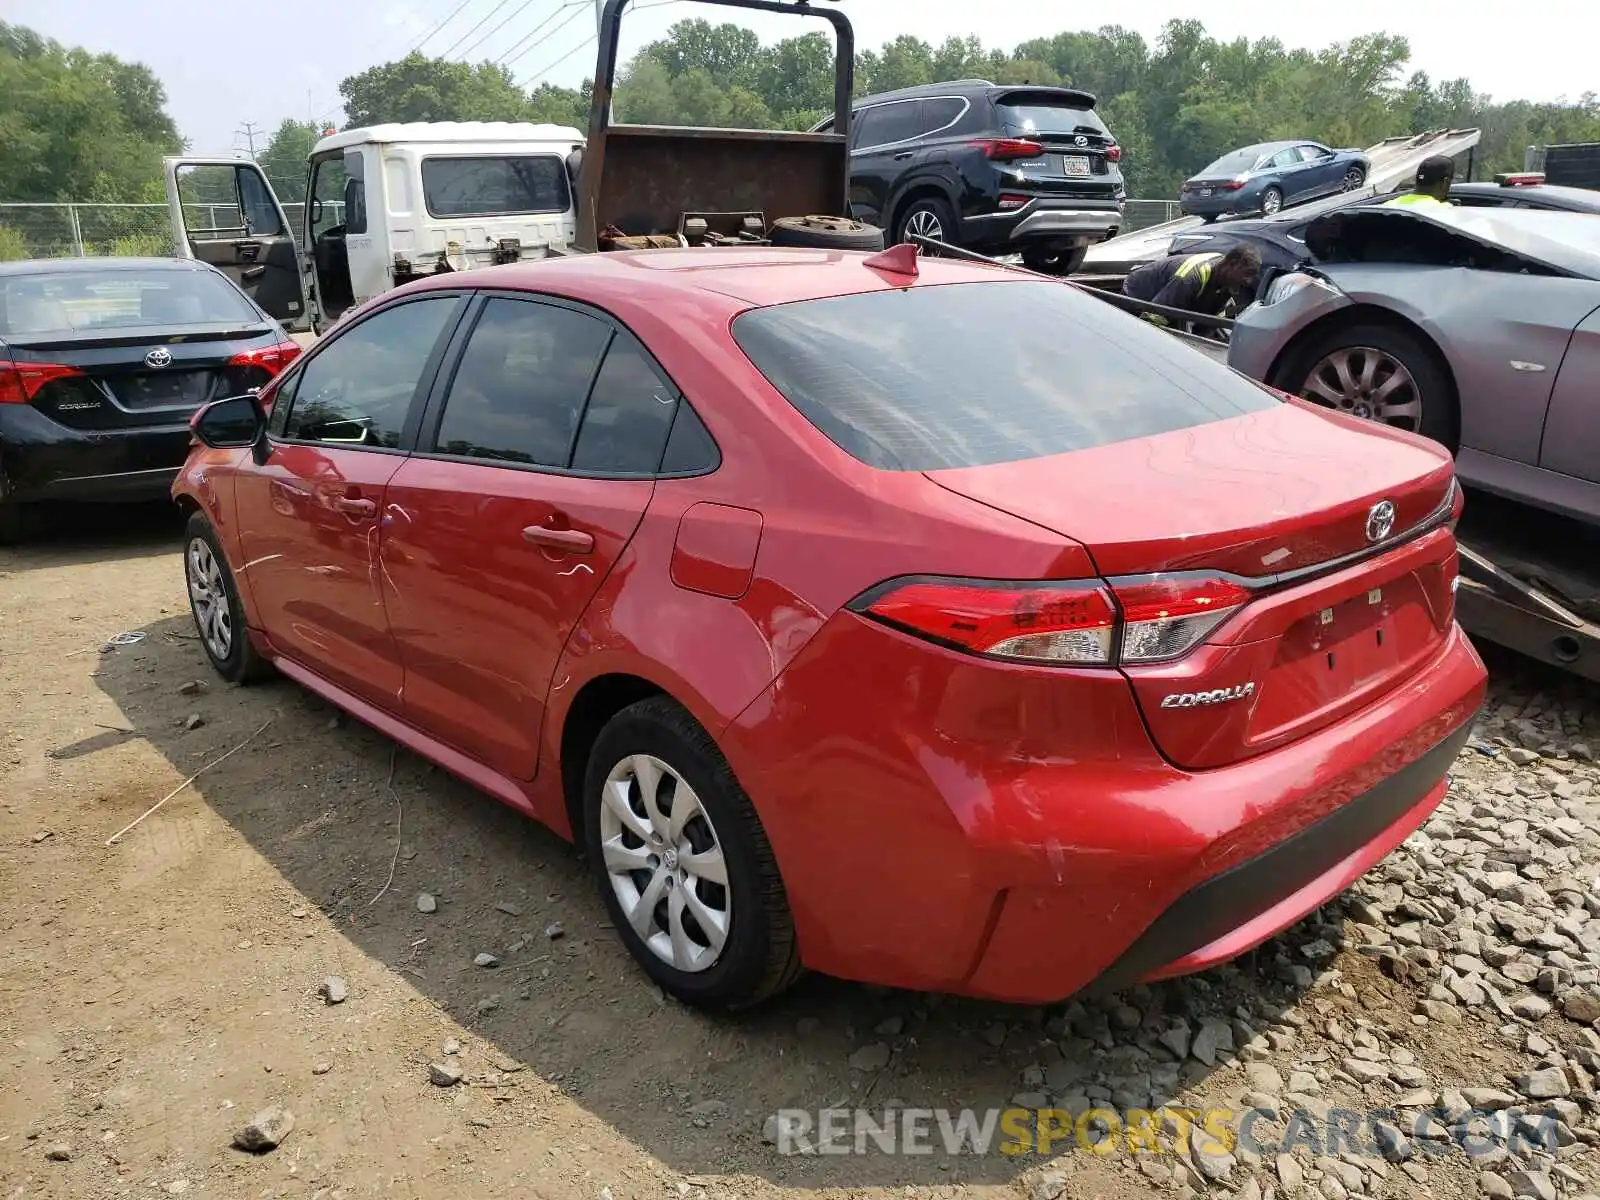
xmin=163 ymin=157 xmax=310 ymax=329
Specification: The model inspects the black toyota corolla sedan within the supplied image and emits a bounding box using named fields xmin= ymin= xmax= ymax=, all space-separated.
xmin=0 ymin=257 xmax=301 ymax=541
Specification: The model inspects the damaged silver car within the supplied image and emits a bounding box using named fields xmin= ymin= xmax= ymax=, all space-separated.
xmin=1227 ymin=205 xmax=1600 ymax=526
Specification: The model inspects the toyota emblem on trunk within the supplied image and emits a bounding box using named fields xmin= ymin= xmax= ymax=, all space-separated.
xmin=145 ymin=347 xmax=173 ymax=368
xmin=1365 ymin=500 xmax=1396 ymax=543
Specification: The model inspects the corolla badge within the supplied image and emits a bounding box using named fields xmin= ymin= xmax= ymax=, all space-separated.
xmin=1160 ymin=682 xmax=1255 ymax=709
xmin=1365 ymin=499 xmax=1397 ymax=543
xmin=145 ymin=347 xmax=173 ymax=368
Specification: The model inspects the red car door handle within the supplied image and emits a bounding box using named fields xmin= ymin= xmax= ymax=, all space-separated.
xmin=334 ymin=497 xmax=376 ymax=516
xmin=522 ymin=525 xmax=594 ymax=553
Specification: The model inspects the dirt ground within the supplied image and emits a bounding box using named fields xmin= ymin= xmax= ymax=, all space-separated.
xmin=0 ymin=506 xmax=1558 ymax=1200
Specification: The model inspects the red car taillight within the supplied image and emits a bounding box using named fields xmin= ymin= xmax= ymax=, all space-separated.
xmin=0 ymin=362 xmax=84 ymax=404
xmin=850 ymin=574 xmax=1251 ymax=667
xmin=229 ymin=340 xmax=302 ymax=377
xmin=997 ymin=193 xmax=1030 ymax=210
xmin=1106 ymin=144 xmax=1122 ymax=163
xmin=975 ymin=138 xmax=1045 ymax=161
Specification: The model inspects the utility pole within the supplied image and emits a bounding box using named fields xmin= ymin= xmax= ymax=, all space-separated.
xmin=235 ymin=121 xmax=263 ymax=159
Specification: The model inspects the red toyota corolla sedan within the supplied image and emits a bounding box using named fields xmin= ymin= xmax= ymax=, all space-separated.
xmin=174 ymin=247 xmax=1486 ymax=1010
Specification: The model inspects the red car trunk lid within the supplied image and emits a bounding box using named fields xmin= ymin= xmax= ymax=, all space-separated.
xmin=925 ymin=402 xmax=1459 ymax=768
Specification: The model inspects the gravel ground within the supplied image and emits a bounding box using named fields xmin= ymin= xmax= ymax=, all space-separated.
xmin=3 ymin=506 xmax=1600 ymax=1200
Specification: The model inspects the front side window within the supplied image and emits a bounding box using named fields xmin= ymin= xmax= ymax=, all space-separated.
xmin=421 ymin=156 xmax=570 ymax=218
xmin=433 ymin=298 xmax=609 ymax=466
xmin=308 ymin=153 xmax=350 ymax=239
xmin=281 ymin=297 xmax=458 ymax=448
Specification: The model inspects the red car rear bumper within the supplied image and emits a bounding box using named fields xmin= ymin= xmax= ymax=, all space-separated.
xmin=724 ymin=617 xmax=1486 ymax=1004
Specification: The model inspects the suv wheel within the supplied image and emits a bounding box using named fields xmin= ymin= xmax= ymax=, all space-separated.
xmin=897 ymin=197 xmax=956 ymax=250
xmin=1021 ymin=246 xmax=1088 ymax=276
xmin=582 ymin=697 xmax=802 ymax=1010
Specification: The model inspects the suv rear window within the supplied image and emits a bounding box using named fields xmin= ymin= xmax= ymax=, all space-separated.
xmin=421 ymin=156 xmax=570 ymax=218
xmin=996 ymin=99 xmax=1108 ymax=138
xmin=0 ymin=268 xmax=261 ymax=336
xmin=731 ymin=282 xmax=1278 ymax=471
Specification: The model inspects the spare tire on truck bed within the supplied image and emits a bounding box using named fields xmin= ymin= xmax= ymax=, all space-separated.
xmin=768 ymin=215 xmax=885 ymax=251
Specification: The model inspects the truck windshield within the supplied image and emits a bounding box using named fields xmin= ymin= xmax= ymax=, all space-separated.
xmin=421 ymin=156 xmax=570 ymax=218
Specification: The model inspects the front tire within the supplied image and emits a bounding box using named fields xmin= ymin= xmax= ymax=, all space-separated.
xmin=582 ymin=697 xmax=801 ymax=1010
xmin=1342 ymin=166 xmax=1367 ymax=192
xmin=185 ymin=512 xmax=272 ymax=684
xmin=1286 ymin=322 xmax=1458 ymax=449
xmin=896 ymin=196 xmax=957 ymax=252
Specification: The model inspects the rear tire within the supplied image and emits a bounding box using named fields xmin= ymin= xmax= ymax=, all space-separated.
xmin=1284 ymin=322 xmax=1459 ymax=450
xmin=1261 ymin=186 xmax=1284 ymax=216
xmin=1021 ymin=245 xmax=1089 ymax=276
xmin=895 ymin=196 xmax=958 ymax=252
xmin=184 ymin=512 xmax=272 ymax=684
xmin=582 ymin=696 xmax=801 ymax=1010
xmin=767 ymin=215 xmax=885 ymax=251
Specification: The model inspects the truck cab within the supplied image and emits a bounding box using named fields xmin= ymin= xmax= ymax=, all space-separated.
xmin=164 ymin=121 xmax=583 ymax=332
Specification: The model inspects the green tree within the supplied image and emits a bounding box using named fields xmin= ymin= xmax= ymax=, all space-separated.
xmin=339 ymin=52 xmax=532 ymax=125
xmin=258 ymin=119 xmax=327 ymax=204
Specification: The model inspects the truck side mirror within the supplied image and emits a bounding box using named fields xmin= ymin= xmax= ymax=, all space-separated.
xmin=566 ymin=148 xmax=584 ymax=184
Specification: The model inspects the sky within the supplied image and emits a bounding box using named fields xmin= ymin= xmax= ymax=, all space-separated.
xmin=9 ymin=0 xmax=1595 ymax=159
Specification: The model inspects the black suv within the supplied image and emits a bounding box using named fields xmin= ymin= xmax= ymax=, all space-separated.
xmin=816 ymin=80 xmax=1126 ymax=273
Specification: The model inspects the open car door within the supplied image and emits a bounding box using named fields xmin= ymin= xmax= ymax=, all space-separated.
xmin=163 ymin=157 xmax=312 ymax=331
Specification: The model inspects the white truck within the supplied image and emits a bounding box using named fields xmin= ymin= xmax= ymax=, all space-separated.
xmin=163 ymin=121 xmax=585 ymax=332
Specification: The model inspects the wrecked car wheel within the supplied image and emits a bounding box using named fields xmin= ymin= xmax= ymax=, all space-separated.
xmin=768 ymin=215 xmax=885 ymax=252
xmin=1290 ymin=323 xmax=1458 ymax=449
xmin=1021 ymin=245 xmax=1089 ymax=276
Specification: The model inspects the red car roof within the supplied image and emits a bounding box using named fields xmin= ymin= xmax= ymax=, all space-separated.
xmin=405 ymin=247 xmax=1027 ymax=314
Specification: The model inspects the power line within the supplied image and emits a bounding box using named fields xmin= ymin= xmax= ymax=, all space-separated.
xmin=412 ymin=0 xmax=478 ymax=53
xmin=457 ymin=0 xmax=545 ymax=61
xmin=516 ymin=0 xmax=681 ymax=83
xmin=439 ymin=0 xmax=522 ymax=59
xmin=496 ymin=0 xmax=588 ymax=67
xmin=505 ymin=2 xmax=592 ymax=73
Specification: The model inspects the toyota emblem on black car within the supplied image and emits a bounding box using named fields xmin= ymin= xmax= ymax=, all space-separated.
xmin=145 ymin=347 xmax=173 ymax=368
xmin=1365 ymin=499 xmax=1396 ymax=543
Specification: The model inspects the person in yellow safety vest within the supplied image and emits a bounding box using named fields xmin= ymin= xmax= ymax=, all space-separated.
xmin=1122 ymin=244 xmax=1261 ymax=330
xmin=1382 ymin=154 xmax=1455 ymax=208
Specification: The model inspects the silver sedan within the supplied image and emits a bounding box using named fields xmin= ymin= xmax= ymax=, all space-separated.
xmin=1227 ymin=205 xmax=1600 ymax=527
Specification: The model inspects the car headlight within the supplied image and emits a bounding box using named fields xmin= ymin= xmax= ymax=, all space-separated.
xmin=1259 ymin=272 xmax=1343 ymax=307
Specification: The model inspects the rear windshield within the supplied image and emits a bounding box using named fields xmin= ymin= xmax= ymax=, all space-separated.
xmin=421 ymin=155 xmax=570 ymax=218
xmin=732 ymin=281 xmax=1279 ymax=471
xmin=1202 ymin=147 xmax=1268 ymax=175
xmin=998 ymin=101 xmax=1108 ymax=138
xmin=0 ymin=269 xmax=261 ymax=337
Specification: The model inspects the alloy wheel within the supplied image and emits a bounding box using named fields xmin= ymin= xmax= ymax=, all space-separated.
xmin=598 ymin=753 xmax=731 ymax=974
xmin=1343 ymin=168 xmax=1365 ymax=191
xmin=1262 ymin=189 xmax=1283 ymax=215
xmin=904 ymin=208 xmax=944 ymax=244
xmin=186 ymin=536 xmax=233 ymax=661
xmin=1301 ymin=346 xmax=1422 ymax=431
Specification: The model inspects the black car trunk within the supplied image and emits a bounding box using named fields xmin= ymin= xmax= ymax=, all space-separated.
xmin=6 ymin=323 xmax=277 ymax=431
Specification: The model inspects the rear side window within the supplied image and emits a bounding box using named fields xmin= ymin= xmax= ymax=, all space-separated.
xmin=569 ymin=332 xmax=680 ymax=474
xmin=732 ymin=282 xmax=1279 ymax=471
xmin=421 ymin=156 xmax=570 ymax=218
xmin=922 ymin=98 xmax=966 ymax=133
xmin=434 ymin=298 xmax=609 ymax=466
xmin=0 ymin=268 xmax=261 ymax=336
xmin=997 ymin=98 xmax=1108 ymax=137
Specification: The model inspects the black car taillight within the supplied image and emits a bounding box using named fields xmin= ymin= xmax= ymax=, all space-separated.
xmin=974 ymin=138 xmax=1044 ymax=161
xmin=228 ymin=339 xmax=302 ymax=377
xmin=849 ymin=574 xmax=1251 ymax=667
xmin=0 ymin=362 xmax=85 ymax=404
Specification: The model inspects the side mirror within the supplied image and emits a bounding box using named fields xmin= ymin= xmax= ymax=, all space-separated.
xmin=191 ymin=395 xmax=266 ymax=449
xmin=566 ymin=148 xmax=584 ymax=184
